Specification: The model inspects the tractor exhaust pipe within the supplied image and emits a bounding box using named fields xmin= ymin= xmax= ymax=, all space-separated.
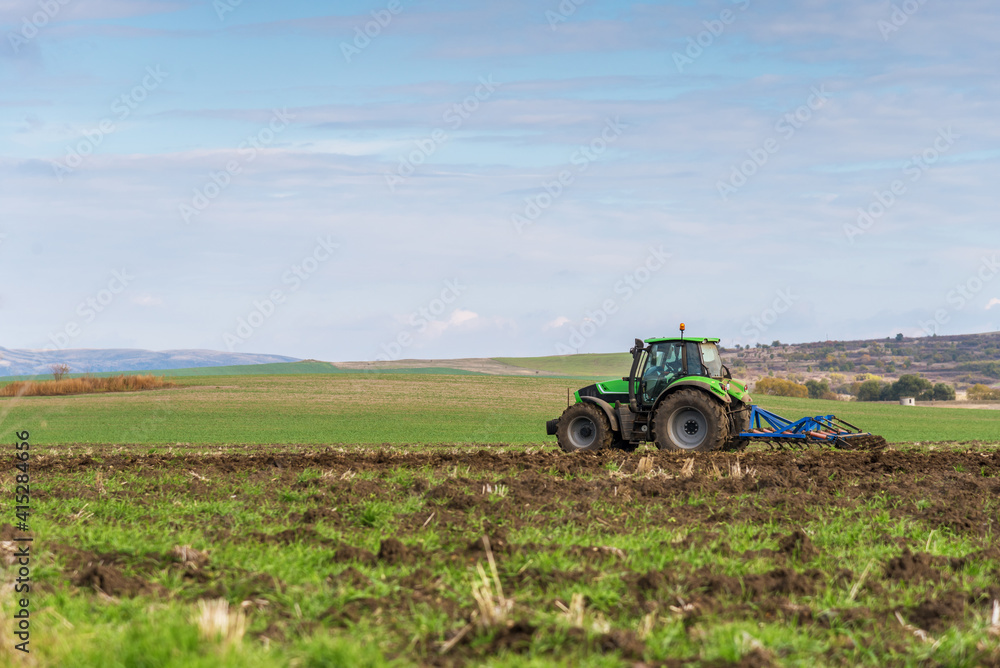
xmin=627 ymin=338 xmax=644 ymax=413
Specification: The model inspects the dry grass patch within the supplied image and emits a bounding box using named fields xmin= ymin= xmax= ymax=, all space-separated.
xmin=0 ymin=374 xmax=176 ymax=397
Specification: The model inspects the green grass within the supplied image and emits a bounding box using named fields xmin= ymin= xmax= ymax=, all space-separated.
xmin=2 ymin=373 xmax=999 ymax=446
xmin=494 ymin=353 xmax=633 ymax=379
xmin=0 ymin=374 xmax=573 ymax=445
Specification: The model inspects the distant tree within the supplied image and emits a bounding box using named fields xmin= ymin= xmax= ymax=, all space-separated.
xmin=968 ymin=384 xmax=1000 ymax=401
xmin=756 ymin=377 xmax=809 ymax=398
xmin=857 ymin=379 xmax=886 ymax=402
xmin=896 ymin=333 xmax=904 ymax=341
xmin=886 ymin=374 xmax=933 ymax=401
xmin=837 ymin=381 xmax=863 ymax=397
xmin=805 ymin=379 xmax=836 ymax=400
xmin=772 ymin=340 xmax=781 ymax=347
xmin=930 ymin=383 xmax=956 ymax=401
xmin=50 ymin=363 xmax=70 ymax=381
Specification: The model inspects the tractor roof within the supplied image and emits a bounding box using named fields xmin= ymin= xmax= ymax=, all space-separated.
xmin=644 ymin=336 xmax=721 ymax=344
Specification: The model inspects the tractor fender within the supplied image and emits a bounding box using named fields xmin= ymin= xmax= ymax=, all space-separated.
xmin=652 ymin=381 xmax=731 ymax=412
xmin=580 ymin=396 xmax=619 ymax=432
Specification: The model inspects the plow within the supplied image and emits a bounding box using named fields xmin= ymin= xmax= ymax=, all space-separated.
xmin=546 ymin=325 xmax=886 ymax=453
xmin=740 ymin=405 xmax=886 ymax=451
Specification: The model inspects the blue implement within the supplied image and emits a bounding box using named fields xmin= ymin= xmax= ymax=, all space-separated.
xmin=739 ymin=405 xmax=879 ymax=448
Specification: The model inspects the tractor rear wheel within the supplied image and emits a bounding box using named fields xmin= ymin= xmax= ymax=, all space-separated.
xmin=652 ymin=388 xmax=729 ymax=453
xmin=726 ymin=402 xmax=752 ymax=452
xmin=556 ymin=403 xmax=614 ymax=452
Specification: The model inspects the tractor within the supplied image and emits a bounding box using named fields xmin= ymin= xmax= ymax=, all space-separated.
xmin=546 ymin=325 xmax=883 ymax=452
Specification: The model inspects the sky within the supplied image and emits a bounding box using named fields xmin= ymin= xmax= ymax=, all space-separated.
xmin=1 ymin=0 xmax=998 ymax=362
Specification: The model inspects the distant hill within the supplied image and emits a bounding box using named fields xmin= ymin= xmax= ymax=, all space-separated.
xmin=0 ymin=347 xmax=299 ymax=378
xmin=115 ymin=362 xmax=485 ymax=378
xmin=350 ymin=332 xmax=1000 ymax=390
xmin=497 ymin=333 xmax=1000 ymax=389
xmin=494 ymin=353 xmax=632 ymax=378
xmin=4 ymin=331 xmax=997 ymax=388
xmin=727 ymin=331 xmax=1000 ymax=390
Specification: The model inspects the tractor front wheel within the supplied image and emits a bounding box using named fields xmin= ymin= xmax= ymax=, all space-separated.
xmin=556 ymin=403 xmax=614 ymax=453
xmin=652 ymin=388 xmax=729 ymax=453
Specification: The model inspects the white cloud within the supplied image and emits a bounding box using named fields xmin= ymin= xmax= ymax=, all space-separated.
xmin=424 ymin=309 xmax=480 ymax=339
xmin=449 ymin=309 xmax=479 ymax=325
xmin=544 ymin=316 xmax=570 ymax=331
xmin=132 ymin=295 xmax=164 ymax=307
xmin=986 ymin=298 xmax=1000 ymax=310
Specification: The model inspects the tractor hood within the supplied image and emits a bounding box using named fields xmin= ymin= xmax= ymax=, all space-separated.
xmin=575 ymin=380 xmax=630 ymax=404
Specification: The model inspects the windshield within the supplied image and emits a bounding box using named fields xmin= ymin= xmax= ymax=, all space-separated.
xmin=639 ymin=342 xmax=683 ymax=403
xmin=700 ymin=342 xmax=723 ymax=378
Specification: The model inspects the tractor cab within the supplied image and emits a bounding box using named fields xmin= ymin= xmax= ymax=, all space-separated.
xmin=635 ymin=337 xmax=729 ymax=406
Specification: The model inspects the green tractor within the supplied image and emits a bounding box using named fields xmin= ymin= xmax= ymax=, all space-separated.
xmin=546 ymin=326 xmax=883 ymax=453
xmin=547 ymin=327 xmax=752 ymax=453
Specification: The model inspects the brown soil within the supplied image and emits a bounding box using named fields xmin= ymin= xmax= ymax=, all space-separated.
xmin=32 ymin=444 xmax=1000 ymax=667
xmin=71 ymin=562 xmax=163 ymax=597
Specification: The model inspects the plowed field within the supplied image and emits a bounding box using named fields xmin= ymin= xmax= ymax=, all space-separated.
xmin=11 ymin=443 xmax=1000 ymax=666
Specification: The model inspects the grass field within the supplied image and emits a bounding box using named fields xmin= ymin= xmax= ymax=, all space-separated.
xmin=494 ymin=353 xmax=633 ymax=379
xmin=3 ymin=373 xmax=1000 ymax=667
xmin=2 ymin=373 xmax=1000 ymax=446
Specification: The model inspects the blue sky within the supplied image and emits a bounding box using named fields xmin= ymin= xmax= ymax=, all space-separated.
xmin=1 ymin=0 xmax=998 ymax=362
